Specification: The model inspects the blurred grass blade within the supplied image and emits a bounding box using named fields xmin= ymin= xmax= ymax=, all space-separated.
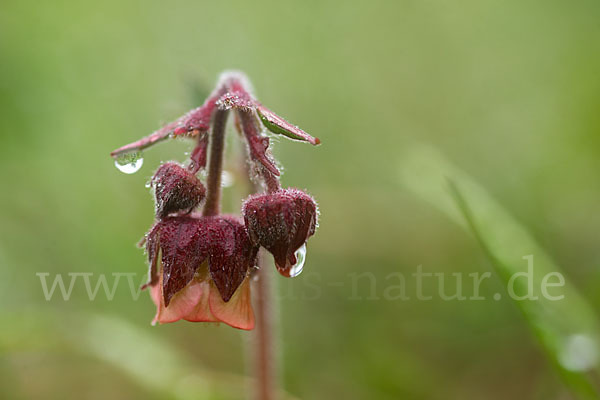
xmin=79 ymin=314 xmax=217 ymax=400
xmin=0 ymin=311 xmax=295 ymax=400
xmin=399 ymin=144 xmax=600 ymax=399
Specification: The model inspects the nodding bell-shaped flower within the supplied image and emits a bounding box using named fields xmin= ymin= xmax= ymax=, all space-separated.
xmin=143 ymin=214 xmax=258 ymax=330
xmin=112 ymin=71 xmax=321 ymax=329
xmin=242 ymin=188 xmax=318 ymax=277
xmin=152 ymin=162 xmax=206 ymax=218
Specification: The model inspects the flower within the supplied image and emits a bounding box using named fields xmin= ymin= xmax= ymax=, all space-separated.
xmin=151 ymin=162 xmax=206 ymax=218
xmin=143 ymin=214 xmax=257 ymax=330
xmin=242 ymin=188 xmax=318 ymax=277
xmin=111 ymin=71 xmax=321 ymax=330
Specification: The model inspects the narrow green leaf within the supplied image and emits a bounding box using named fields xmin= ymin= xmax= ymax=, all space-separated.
xmin=399 ymin=144 xmax=600 ymax=399
xmin=256 ymin=105 xmax=320 ymax=145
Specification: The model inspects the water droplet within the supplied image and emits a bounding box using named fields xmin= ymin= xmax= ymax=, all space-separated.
xmin=221 ymin=170 xmax=234 ymax=187
xmin=114 ymin=151 xmax=144 ymax=174
xmin=559 ymin=334 xmax=599 ymax=371
xmin=289 ymin=243 xmax=307 ymax=277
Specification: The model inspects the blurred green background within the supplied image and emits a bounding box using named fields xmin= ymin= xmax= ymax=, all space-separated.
xmin=1 ymin=0 xmax=600 ymax=399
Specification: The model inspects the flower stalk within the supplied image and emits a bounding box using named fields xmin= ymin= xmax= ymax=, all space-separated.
xmin=111 ymin=70 xmax=320 ymax=400
xmin=255 ymin=252 xmax=276 ymax=400
xmin=203 ymin=108 xmax=229 ymax=217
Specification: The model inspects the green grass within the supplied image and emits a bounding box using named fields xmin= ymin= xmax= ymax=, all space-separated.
xmin=400 ymin=144 xmax=600 ymax=398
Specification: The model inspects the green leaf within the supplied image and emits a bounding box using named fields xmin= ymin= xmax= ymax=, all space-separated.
xmin=399 ymin=144 xmax=600 ymax=399
xmin=256 ymin=105 xmax=320 ymax=145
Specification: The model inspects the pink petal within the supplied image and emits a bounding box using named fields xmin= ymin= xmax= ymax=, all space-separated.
xmin=149 ymin=279 xmax=162 ymax=308
xmin=209 ymin=278 xmax=255 ymax=330
xmin=150 ymin=276 xmax=204 ymax=325
xmin=183 ymin=280 xmax=218 ymax=322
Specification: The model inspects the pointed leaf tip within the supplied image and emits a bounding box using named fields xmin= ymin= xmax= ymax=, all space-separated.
xmin=110 ymin=121 xmax=176 ymax=158
xmin=256 ymin=105 xmax=319 ymax=145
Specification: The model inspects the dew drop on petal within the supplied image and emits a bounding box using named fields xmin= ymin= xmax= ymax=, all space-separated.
xmin=114 ymin=151 xmax=144 ymax=174
xmin=289 ymin=243 xmax=307 ymax=278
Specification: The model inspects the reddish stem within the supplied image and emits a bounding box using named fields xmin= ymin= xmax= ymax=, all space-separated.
xmin=255 ymin=250 xmax=276 ymax=400
xmin=263 ymin=169 xmax=281 ymax=193
xmin=202 ymin=109 xmax=229 ymax=216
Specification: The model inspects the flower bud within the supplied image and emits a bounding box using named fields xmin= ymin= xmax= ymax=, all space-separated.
xmin=151 ymin=162 xmax=206 ymax=218
xmin=242 ymin=188 xmax=318 ymax=276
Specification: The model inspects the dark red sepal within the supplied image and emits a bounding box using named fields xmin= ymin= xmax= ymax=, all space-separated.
xmin=188 ymin=134 xmax=209 ymax=174
xmin=205 ymin=215 xmax=258 ymax=302
xmin=242 ymin=188 xmax=318 ymax=276
xmin=141 ymin=223 xmax=161 ymax=290
xmin=238 ymin=110 xmax=281 ymax=177
xmin=157 ymin=216 xmax=209 ymax=306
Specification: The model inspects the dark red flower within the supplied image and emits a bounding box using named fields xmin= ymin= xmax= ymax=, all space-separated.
xmin=242 ymin=188 xmax=318 ymax=277
xmin=151 ymin=162 xmax=206 ymax=218
xmin=143 ymin=214 xmax=257 ymax=329
xmin=112 ymin=72 xmax=321 ymax=330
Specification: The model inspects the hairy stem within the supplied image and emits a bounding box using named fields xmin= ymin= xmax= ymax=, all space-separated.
xmin=255 ymin=250 xmax=276 ymax=400
xmin=263 ymin=169 xmax=281 ymax=193
xmin=202 ymin=109 xmax=229 ymax=216
xmin=237 ymin=110 xmax=282 ymax=192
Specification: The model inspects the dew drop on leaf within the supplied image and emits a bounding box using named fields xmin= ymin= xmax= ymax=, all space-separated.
xmin=114 ymin=151 xmax=144 ymax=174
xmin=559 ymin=334 xmax=598 ymax=372
xmin=289 ymin=243 xmax=307 ymax=278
